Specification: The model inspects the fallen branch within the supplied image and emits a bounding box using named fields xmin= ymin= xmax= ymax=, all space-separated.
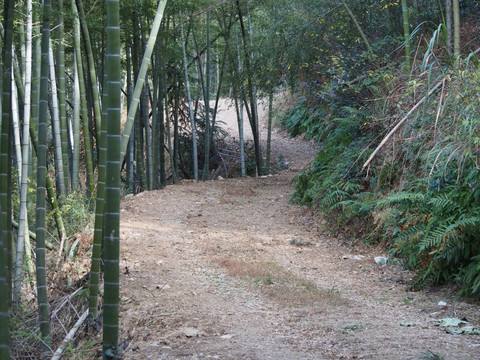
xmin=12 ymin=219 xmax=54 ymax=250
xmin=51 ymin=309 xmax=89 ymax=360
xmin=362 ymin=79 xmax=446 ymax=170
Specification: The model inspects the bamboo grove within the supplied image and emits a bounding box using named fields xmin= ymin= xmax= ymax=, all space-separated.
xmin=1 ymin=0 xmax=478 ymax=358
xmin=0 ymin=0 xmax=296 ymax=357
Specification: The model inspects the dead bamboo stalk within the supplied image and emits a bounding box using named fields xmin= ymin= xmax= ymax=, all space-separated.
xmin=362 ymin=79 xmax=445 ymax=170
xmin=51 ymin=309 xmax=89 ymax=360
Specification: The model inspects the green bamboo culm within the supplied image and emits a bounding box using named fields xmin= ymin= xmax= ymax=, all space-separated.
xmin=180 ymin=12 xmax=198 ymax=180
xmin=452 ymin=0 xmax=460 ymax=58
xmin=103 ymin=0 xmax=121 ymax=356
xmin=0 ymin=9 xmax=13 ymax=359
xmin=120 ymin=0 xmax=167 ymax=159
xmin=401 ymin=0 xmax=411 ymax=71
xmin=36 ymin=0 xmax=53 ymax=353
xmin=2 ymin=0 xmax=15 ymax=310
xmin=89 ymin=72 xmax=108 ymax=322
xmin=76 ymin=0 xmax=103 ymax=143
xmin=56 ymin=0 xmax=70 ymax=193
xmin=340 ymin=0 xmax=373 ymax=54
xmin=202 ymin=10 xmax=212 ymax=180
xmin=72 ymin=0 xmax=95 ymax=198
xmin=0 ymin=222 xmax=9 ymax=359
xmin=0 ymin=0 xmax=13 ymax=348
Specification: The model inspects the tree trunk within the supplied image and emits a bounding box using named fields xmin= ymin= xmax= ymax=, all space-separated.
xmin=72 ymin=55 xmax=81 ymax=191
xmin=266 ymin=89 xmax=273 ymax=174
xmin=126 ymin=45 xmax=135 ymax=193
xmin=56 ymin=0 xmax=70 ymax=193
xmin=173 ymin=77 xmax=180 ymax=183
xmin=452 ymin=0 xmax=460 ymax=58
xmin=0 ymin=0 xmax=14 ymax=355
xmin=180 ymin=15 xmax=198 ymax=180
xmin=36 ymin=0 xmax=53 ymax=353
xmin=203 ymin=11 xmax=212 ymax=180
xmin=49 ymin=41 xmax=67 ymax=200
xmin=401 ymin=0 xmax=411 ymax=71
xmin=120 ymin=0 xmax=167 ymax=159
xmin=445 ymin=0 xmax=452 ymax=53
xmin=89 ymin=72 xmax=108 ymax=323
xmin=76 ymin=0 xmax=102 ymax=145
xmin=103 ymin=0 xmax=121 ymax=355
xmin=340 ymin=0 xmax=373 ymax=54
xmin=234 ymin=17 xmax=246 ymax=177
xmin=72 ymin=0 xmax=94 ymax=198
xmin=236 ymin=0 xmax=263 ymax=175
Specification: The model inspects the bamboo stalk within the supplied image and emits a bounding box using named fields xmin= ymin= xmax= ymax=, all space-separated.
xmin=453 ymin=0 xmax=460 ymax=58
xmin=51 ymin=309 xmax=88 ymax=360
xmin=362 ymin=79 xmax=445 ymax=170
xmin=180 ymin=14 xmax=199 ymax=180
xmin=120 ymin=0 xmax=168 ymax=159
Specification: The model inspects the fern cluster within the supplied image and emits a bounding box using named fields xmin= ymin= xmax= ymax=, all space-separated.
xmin=378 ymin=186 xmax=480 ymax=294
xmin=282 ymin=35 xmax=480 ymax=297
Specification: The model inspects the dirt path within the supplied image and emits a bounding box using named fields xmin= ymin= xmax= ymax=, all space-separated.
xmin=118 ymin=99 xmax=480 ymax=359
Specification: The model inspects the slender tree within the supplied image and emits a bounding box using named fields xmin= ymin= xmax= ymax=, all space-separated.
xmin=401 ymin=0 xmax=411 ymax=71
xmin=56 ymin=0 xmax=70 ymax=192
xmin=89 ymin=74 xmax=108 ymax=323
xmin=103 ymin=0 xmax=121 ymax=356
xmin=120 ymin=0 xmax=168 ymax=159
xmin=180 ymin=15 xmax=198 ymax=180
xmin=76 ymin=0 xmax=102 ymax=144
xmin=49 ymin=41 xmax=67 ymax=200
xmin=266 ymin=88 xmax=273 ymax=174
xmin=340 ymin=0 xmax=373 ymax=54
xmin=445 ymin=0 xmax=452 ymax=53
xmin=234 ymin=13 xmax=246 ymax=177
xmin=36 ymin=0 xmax=53 ymax=353
xmin=202 ymin=10 xmax=212 ymax=180
xmin=0 ymin=2 xmax=14 ymax=356
xmin=236 ymin=0 xmax=263 ymax=174
xmin=72 ymin=0 xmax=95 ymax=197
xmin=72 ymin=55 xmax=81 ymax=191
xmin=452 ymin=0 xmax=460 ymax=58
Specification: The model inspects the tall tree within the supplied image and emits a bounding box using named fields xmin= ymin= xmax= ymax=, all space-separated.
xmin=0 ymin=5 xmax=14 ymax=359
xmin=180 ymin=15 xmax=199 ymax=180
xmin=202 ymin=10 xmax=212 ymax=180
xmin=236 ymin=0 xmax=263 ymax=175
xmin=452 ymin=0 xmax=460 ymax=58
xmin=103 ymin=0 xmax=121 ymax=356
xmin=72 ymin=0 xmax=95 ymax=197
xmin=120 ymin=0 xmax=168 ymax=159
xmin=401 ymin=0 xmax=411 ymax=71
xmin=49 ymin=41 xmax=67 ymax=200
xmin=36 ymin=0 xmax=53 ymax=353
xmin=445 ymin=0 xmax=452 ymax=53
xmin=56 ymin=0 xmax=70 ymax=192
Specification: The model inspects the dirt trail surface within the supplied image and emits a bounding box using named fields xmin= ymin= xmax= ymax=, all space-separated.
xmin=118 ymin=99 xmax=480 ymax=359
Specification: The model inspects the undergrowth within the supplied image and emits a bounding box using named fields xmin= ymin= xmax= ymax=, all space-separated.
xmin=283 ymin=31 xmax=480 ymax=297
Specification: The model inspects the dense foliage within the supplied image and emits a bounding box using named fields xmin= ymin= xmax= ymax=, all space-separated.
xmin=282 ymin=1 xmax=480 ymax=296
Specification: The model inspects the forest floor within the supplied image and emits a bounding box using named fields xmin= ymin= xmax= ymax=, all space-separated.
xmin=117 ymin=98 xmax=480 ymax=359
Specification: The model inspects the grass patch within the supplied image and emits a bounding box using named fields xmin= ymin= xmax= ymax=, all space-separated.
xmin=214 ymin=257 xmax=345 ymax=308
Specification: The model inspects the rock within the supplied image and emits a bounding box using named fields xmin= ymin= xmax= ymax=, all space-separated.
xmin=183 ymin=327 xmax=201 ymax=338
xmin=220 ymin=334 xmax=235 ymax=339
xmin=374 ymin=256 xmax=389 ymax=265
xmin=342 ymin=254 xmax=365 ymax=261
xmin=438 ymin=300 xmax=447 ymax=307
